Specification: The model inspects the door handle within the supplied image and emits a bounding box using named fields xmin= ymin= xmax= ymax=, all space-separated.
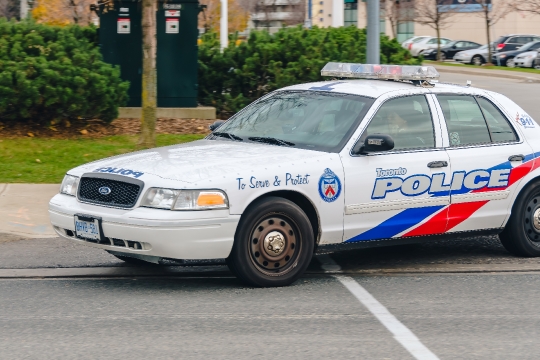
xmin=508 ymin=154 xmax=525 ymax=162
xmin=427 ymin=161 xmax=448 ymax=168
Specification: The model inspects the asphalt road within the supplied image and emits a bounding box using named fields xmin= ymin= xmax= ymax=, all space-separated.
xmin=437 ymin=72 xmax=540 ymax=122
xmin=2 ymin=272 xmax=540 ymax=359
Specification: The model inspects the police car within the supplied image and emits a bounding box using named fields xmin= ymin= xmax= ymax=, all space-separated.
xmin=49 ymin=63 xmax=540 ymax=287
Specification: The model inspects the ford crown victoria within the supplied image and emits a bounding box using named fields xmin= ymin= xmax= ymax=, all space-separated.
xmin=49 ymin=63 xmax=540 ymax=287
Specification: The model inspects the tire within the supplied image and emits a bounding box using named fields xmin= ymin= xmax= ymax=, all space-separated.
xmin=227 ymin=196 xmax=314 ymax=287
xmin=499 ymin=181 xmax=540 ymax=257
xmin=506 ymin=57 xmax=515 ymax=68
xmin=112 ymin=254 xmax=155 ymax=265
xmin=534 ymin=60 xmax=540 ymax=70
xmin=472 ymin=55 xmax=484 ymax=66
xmin=440 ymin=52 xmax=446 ymax=61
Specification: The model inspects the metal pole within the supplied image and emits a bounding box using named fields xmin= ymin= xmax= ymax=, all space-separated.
xmin=220 ymin=0 xmax=228 ymax=51
xmin=308 ymin=0 xmax=312 ymax=27
xmin=20 ymin=0 xmax=28 ymax=19
xmin=366 ymin=0 xmax=380 ymax=64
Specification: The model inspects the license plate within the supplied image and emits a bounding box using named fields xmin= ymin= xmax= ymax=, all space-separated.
xmin=74 ymin=214 xmax=103 ymax=241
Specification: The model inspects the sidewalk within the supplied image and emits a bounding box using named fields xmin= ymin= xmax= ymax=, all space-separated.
xmin=0 ymin=184 xmax=59 ymax=239
xmin=431 ymin=63 xmax=540 ymax=82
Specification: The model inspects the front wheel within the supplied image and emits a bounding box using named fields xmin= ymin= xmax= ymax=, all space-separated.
xmin=534 ymin=60 xmax=540 ymax=70
xmin=506 ymin=57 xmax=516 ymax=68
xmin=227 ymin=197 xmax=314 ymax=287
xmin=500 ymin=181 xmax=540 ymax=257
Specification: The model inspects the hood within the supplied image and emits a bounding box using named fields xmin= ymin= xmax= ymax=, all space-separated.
xmin=71 ymin=139 xmax=331 ymax=184
xmin=516 ymin=50 xmax=538 ymax=58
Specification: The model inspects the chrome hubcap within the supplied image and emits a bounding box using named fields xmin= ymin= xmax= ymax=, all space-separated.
xmin=263 ymin=231 xmax=286 ymax=256
xmin=533 ymin=208 xmax=540 ymax=231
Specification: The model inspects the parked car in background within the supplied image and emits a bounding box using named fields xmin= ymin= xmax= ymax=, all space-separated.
xmin=401 ymin=36 xmax=430 ymax=49
xmin=409 ymin=37 xmax=452 ymax=57
xmin=453 ymin=44 xmax=490 ymax=65
xmin=492 ymin=41 xmax=540 ymax=67
xmin=535 ymin=52 xmax=540 ymax=70
xmin=422 ymin=40 xmax=481 ymax=60
xmin=494 ymin=35 xmax=540 ymax=53
xmin=514 ymin=51 xmax=539 ymax=68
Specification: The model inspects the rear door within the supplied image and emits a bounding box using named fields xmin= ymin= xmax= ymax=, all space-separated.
xmin=433 ymin=93 xmax=534 ymax=233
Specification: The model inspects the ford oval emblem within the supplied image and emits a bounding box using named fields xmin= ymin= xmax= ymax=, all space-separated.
xmin=99 ymin=186 xmax=111 ymax=195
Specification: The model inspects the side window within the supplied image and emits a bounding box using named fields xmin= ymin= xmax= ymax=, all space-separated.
xmin=531 ymin=43 xmax=540 ymax=50
xmin=363 ymin=95 xmax=435 ymax=151
xmin=437 ymin=95 xmax=491 ymax=146
xmin=427 ymin=38 xmax=437 ymax=44
xmin=476 ymin=98 xmax=517 ymax=143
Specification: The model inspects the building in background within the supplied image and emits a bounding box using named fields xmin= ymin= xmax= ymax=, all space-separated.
xmin=248 ymin=0 xmax=305 ymax=31
xmin=306 ymin=0 xmax=540 ymax=45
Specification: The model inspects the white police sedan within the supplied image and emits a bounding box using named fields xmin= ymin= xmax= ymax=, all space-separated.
xmin=49 ymin=63 xmax=540 ymax=287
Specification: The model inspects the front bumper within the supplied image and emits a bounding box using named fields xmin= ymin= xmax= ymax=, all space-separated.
xmin=49 ymin=194 xmax=240 ymax=260
xmin=514 ymin=58 xmax=533 ymax=67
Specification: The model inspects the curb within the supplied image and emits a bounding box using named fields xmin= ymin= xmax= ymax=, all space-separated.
xmin=2 ymin=263 xmax=540 ymax=279
xmin=433 ymin=65 xmax=540 ymax=82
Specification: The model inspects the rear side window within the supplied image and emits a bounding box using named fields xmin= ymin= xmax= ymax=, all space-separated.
xmin=476 ymin=98 xmax=517 ymax=142
xmin=437 ymin=95 xmax=517 ymax=147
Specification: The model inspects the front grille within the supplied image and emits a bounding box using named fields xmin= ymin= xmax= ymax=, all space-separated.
xmin=78 ymin=176 xmax=142 ymax=208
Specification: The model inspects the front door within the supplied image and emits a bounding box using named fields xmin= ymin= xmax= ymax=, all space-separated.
xmin=341 ymin=94 xmax=452 ymax=243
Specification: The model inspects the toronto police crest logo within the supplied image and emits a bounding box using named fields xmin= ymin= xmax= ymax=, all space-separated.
xmin=318 ymin=168 xmax=341 ymax=203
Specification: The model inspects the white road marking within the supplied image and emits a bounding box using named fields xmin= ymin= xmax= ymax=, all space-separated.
xmin=318 ymin=254 xmax=439 ymax=360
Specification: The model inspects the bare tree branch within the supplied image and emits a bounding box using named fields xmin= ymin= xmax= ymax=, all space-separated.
xmin=414 ymin=0 xmax=456 ymax=60
xmin=384 ymin=0 xmax=414 ymax=39
xmin=514 ymin=0 xmax=540 ymax=16
xmin=472 ymin=0 xmax=514 ymax=65
xmin=0 ymin=0 xmax=18 ymax=19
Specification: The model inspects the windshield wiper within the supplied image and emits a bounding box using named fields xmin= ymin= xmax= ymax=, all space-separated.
xmin=248 ymin=136 xmax=295 ymax=146
xmin=212 ymin=132 xmax=243 ymax=141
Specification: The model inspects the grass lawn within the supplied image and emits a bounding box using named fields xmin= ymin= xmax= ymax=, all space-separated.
xmin=423 ymin=60 xmax=540 ymax=74
xmin=0 ymin=134 xmax=204 ymax=183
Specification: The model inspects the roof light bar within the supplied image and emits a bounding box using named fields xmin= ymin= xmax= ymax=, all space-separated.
xmin=321 ymin=62 xmax=440 ymax=81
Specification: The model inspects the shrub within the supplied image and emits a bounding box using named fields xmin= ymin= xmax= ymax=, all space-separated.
xmin=198 ymin=26 xmax=419 ymax=117
xmin=0 ymin=20 xmax=129 ymax=124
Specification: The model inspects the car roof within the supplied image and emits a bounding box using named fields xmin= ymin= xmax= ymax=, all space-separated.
xmin=281 ymin=80 xmax=484 ymax=99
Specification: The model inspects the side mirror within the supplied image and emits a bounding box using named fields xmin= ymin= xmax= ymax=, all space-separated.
xmin=209 ymin=120 xmax=225 ymax=131
xmin=452 ymin=45 xmax=457 ymax=49
xmin=353 ymin=134 xmax=395 ymax=154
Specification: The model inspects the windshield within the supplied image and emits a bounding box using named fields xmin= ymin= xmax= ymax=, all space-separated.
xmin=212 ymin=90 xmax=375 ymax=153
xmin=521 ymin=41 xmax=540 ymax=50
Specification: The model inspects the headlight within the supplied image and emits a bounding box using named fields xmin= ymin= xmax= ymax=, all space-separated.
xmin=141 ymin=188 xmax=229 ymax=210
xmin=499 ymin=54 xmax=507 ymax=58
xmin=60 ymin=175 xmax=80 ymax=196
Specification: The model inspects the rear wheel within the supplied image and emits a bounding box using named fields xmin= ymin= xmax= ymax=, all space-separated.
xmin=534 ymin=60 xmax=540 ymax=70
xmin=471 ymin=55 xmax=484 ymax=66
xmin=500 ymin=181 xmax=540 ymax=257
xmin=227 ymin=197 xmax=314 ymax=287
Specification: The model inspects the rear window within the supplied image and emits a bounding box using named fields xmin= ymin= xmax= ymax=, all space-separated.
xmin=495 ymin=36 xmax=509 ymax=44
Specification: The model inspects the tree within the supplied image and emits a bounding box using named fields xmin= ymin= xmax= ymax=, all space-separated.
xmin=384 ymin=0 xmax=414 ymax=39
xmin=472 ymin=0 xmax=513 ymax=66
xmin=414 ymin=0 xmax=455 ymax=61
xmin=514 ymin=0 xmax=540 ymax=15
xmin=32 ymin=0 xmax=95 ymax=25
xmin=139 ymin=0 xmax=157 ymax=148
xmin=0 ymin=0 xmax=18 ymax=19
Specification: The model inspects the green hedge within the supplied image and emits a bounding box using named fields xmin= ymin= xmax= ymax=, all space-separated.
xmin=0 ymin=20 xmax=129 ymax=124
xmin=198 ymin=26 xmax=420 ymax=117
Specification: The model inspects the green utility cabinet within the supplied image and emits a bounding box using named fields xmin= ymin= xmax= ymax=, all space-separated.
xmin=98 ymin=0 xmax=199 ymax=107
